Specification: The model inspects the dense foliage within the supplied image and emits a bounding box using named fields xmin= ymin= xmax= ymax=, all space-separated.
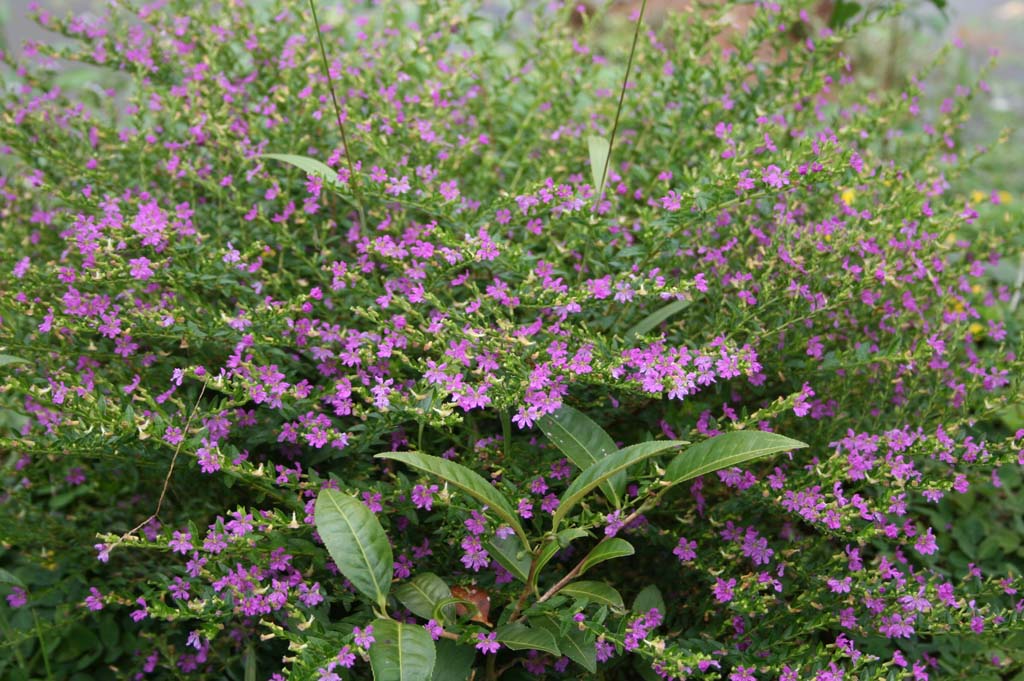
xmin=1 ymin=0 xmax=1022 ymax=679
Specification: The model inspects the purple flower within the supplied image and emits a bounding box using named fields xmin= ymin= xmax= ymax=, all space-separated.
xmin=761 ymin=164 xmax=790 ymax=189
xmin=337 ymin=645 xmax=356 ymax=668
xmin=475 ymin=632 xmax=500 ymax=654
xmin=731 ymin=666 xmax=757 ymax=681
xmin=84 ymin=586 xmax=104 ymax=611
xmin=411 ymin=483 xmax=439 ymax=511
xmin=168 ymin=529 xmax=193 ymax=554
xmin=713 ymin=577 xmax=736 ymax=603
xmin=595 ymin=638 xmax=615 ymax=662
xmin=673 ymin=537 xmax=697 ymax=563
xmin=604 ymin=510 xmax=625 ymax=537
xmin=353 ymin=624 xmax=375 ymax=648
xmin=6 ymin=587 xmax=27 ymax=608
xmin=425 ymin=619 xmax=443 ymax=640
xmin=130 ymin=597 xmax=148 ymax=622
xmin=129 ymin=256 xmax=154 ymax=280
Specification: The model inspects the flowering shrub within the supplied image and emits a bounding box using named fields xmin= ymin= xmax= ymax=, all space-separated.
xmin=1 ymin=0 xmax=1022 ymax=679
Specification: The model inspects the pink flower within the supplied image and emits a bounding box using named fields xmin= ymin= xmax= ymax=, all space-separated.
xmin=6 ymin=587 xmax=27 ymax=608
xmin=84 ymin=586 xmax=104 ymax=611
xmin=475 ymin=632 xmax=500 ymax=654
xmin=129 ymin=256 xmax=155 ymax=280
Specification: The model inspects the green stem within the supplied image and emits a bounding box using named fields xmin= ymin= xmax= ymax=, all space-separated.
xmin=30 ymin=607 xmax=54 ymax=681
xmin=0 ymin=607 xmax=29 ymax=674
xmin=595 ymin=0 xmax=648 ymax=203
xmin=308 ymin=0 xmax=366 ymax=231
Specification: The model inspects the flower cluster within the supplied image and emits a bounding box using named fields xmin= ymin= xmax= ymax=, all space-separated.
xmin=0 ymin=0 xmax=1020 ymax=679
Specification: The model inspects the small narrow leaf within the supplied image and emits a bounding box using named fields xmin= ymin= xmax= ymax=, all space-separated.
xmin=395 ymin=573 xmax=452 ymax=621
xmin=559 ymin=581 xmax=624 ymax=609
xmin=624 ymin=299 xmax=690 ymax=342
xmin=587 ymin=135 xmax=611 ymax=198
xmin=431 ymin=639 xmax=476 ymax=681
xmin=531 ymin=528 xmax=589 ymax=588
xmin=0 ymin=354 xmax=30 ymax=368
xmin=368 ymin=619 xmax=437 ymax=681
xmin=538 ymin=406 xmax=623 ymax=507
xmin=261 ymin=153 xmax=341 ymax=188
xmin=377 ymin=451 xmax=528 ymax=546
xmin=632 ymin=584 xmax=665 ymax=615
xmin=578 ymin=538 xmax=634 ymax=576
xmin=484 ymin=534 xmax=531 ymax=584
xmin=496 ymin=623 xmax=561 ymax=657
xmin=432 ymin=596 xmax=476 ymax=624
xmin=314 ymin=489 xmax=393 ymax=609
xmin=552 ymin=440 xmax=687 ymax=531
xmin=666 ymin=431 xmax=807 ymax=485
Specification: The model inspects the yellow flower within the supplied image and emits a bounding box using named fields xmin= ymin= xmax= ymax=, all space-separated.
xmin=971 ymin=190 xmax=986 ymax=204
xmin=841 ymin=189 xmax=855 ymax=206
xmin=969 ymin=322 xmax=985 ymax=336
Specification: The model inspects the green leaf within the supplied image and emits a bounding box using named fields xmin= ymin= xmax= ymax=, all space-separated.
xmin=578 ymin=538 xmax=634 ymax=576
xmin=531 ymin=615 xmax=596 ymax=673
xmin=244 ymin=644 xmax=257 ymax=681
xmin=829 ymin=0 xmax=862 ymax=28
xmin=588 ymin=135 xmax=611 ymax=198
xmin=532 ymin=614 xmax=598 ymax=671
xmin=314 ymin=489 xmax=393 ymax=609
xmin=538 ymin=406 xmax=623 ymax=507
xmin=624 ymin=299 xmax=690 ymax=341
xmin=552 ymin=440 xmax=687 ymax=531
xmin=0 ymin=568 xmax=24 ymax=586
xmin=496 ymin=623 xmax=561 ymax=656
xmin=665 ymin=431 xmax=807 ymax=485
xmin=559 ymin=581 xmax=624 ymax=609
xmin=395 ymin=573 xmax=452 ymax=621
xmin=432 ymin=596 xmax=477 ymax=624
xmin=431 ymin=639 xmax=476 ymax=681
xmin=632 ymin=584 xmax=665 ymax=615
xmin=0 ymin=354 xmax=30 ymax=368
xmin=377 ymin=451 xmax=528 ymax=546
xmin=261 ymin=153 xmax=341 ymax=188
xmin=485 ymin=533 xmax=532 ymax=584
xmin=532 ymin=528 xmax=589 ymax=588
xmin=368 ymin=619 xmax=437 ymax=681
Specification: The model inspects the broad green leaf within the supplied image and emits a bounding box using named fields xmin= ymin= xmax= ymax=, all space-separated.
xmin=632 ymin=584 xmax=665 ymax=615
xmin=431 ymin=639 xmax=476 ymax=681
xmin=532 ymin=616 xmax=596 ymax=673
xmin=496 ymin=623 xmax=560 ymax=657
xmin=538 ymin=406 xmax=623 ymax=507
xmin=552 ymin=440 xmax=687 ymax=531
xmin=624 ymin=299 xmax=690 ymax=341
xmin=261 ymin=153 xmax=341 ymax=188
xmin=377 ymin=452 xmax=527 ymax=546
xmin=559 ymin=581 xmax=624 ymax=609
xmin=531 ymin=528 xmax=589 ymax=589
xmin=0 ymin=568 xmax=24 ymax=586
xmin=0 ymin=354 xmax=29 ymax=368
xmin=587 ymin=135 xmax=611 ymax=198
xmin=314 ymin=489 xmax=393 ymax=609
xmin=665 ymin=431 xmax=807 ymax=485
xmin=829 ymin=0 xmax=862 ymax=28
xmin=369 ymin=619 xmax=436 ymax=681
xmin=578 ymin=538 xmax=634 ymax=576
xmin=395 ymin=573 xmax=452 ymax=621
xmin=484 ymin=534 xmax=531 ymax=584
